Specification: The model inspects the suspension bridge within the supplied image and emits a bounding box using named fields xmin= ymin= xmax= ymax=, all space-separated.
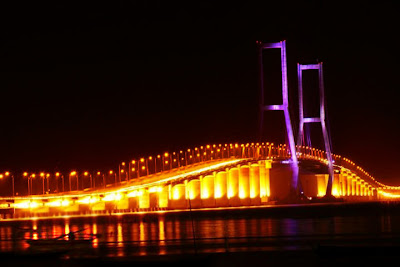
xmin=1 ymin=41 xmax=399 ymax=220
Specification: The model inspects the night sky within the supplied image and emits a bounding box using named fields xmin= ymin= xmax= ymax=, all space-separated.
xmin=1 ymin=2 xmax=399 ymax=185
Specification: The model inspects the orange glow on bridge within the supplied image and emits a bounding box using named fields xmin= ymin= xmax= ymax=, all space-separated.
xmin=0 ymin=143 xmax=399 ymax=220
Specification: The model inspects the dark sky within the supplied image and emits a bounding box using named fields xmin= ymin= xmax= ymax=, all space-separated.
xmin=0 ymin=2 xmax=399 ymax=184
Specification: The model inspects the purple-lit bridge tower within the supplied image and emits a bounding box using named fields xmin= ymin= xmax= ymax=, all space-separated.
xmin=257 ymin=40 xmax=299 ymax=196
xmin=297 ymin=62 xmax=334 ymax=197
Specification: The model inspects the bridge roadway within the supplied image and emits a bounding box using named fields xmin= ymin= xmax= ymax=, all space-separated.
xmin=1 ymin=143 xmax=399 ymax=220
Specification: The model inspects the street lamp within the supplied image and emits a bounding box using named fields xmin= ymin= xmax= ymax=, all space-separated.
xmin=128 ymin=160 xmax=137 ymax=180
xmin=23 ymin=172 xmax=29 ymax=195
xmin=162 ymin=152 xmax=171 ymax=171
xmin=70 ymin=171 xmax=77 ymax=191
xmin=4 ymin=172 xmax=14 ymax=197
xmin=31 ymin=174 xmax=36 ymax=195
xmin=0 ymin=174 xmax=4 ymax=196
xmin=46 ymin=173 xmax=50 ymax=193
xmin=145 ymin=157 xmax=149 ymax=176
xmin=55 ymin=172 xmax=64 ymax=192
xmin=96 ymin=171 xmax=105 ymax=188
xmin=120 ymin=169 xmax=125 ymax=182
xmin=83 ymin=171 xmax=92 ymax=189
xmin=148 ymin=156 xmax=154 ymax=175
xmin=109 ymin=170 xmax=116 ymax=184
xmin=119 ymin=162 xmax=126 ymax=182
xmin=138 ymin=158 xmax=146 ymax=177
xmin=40 ymin=172 xmax=45 ymax=195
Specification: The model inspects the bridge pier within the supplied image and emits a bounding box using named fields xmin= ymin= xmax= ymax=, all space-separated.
xmin=171 ymin=184 xmax=186 ymax=209
xmin=259 ymin=160 xmax=271 ymax=202
xmin=250 ymin=164 xmax=261 ymax=205
xmin=341 ymin=171 xmax=348 ymax=196
xmin=228 ymin=167 xmax=240 ymax=206
xmin=139 ymin=190 xmax=150 ymax=209
xmin=158 ymin=186 xmax=169 ymax=208
xmin=215 ymin=171 xmax=229 ymax=207
xmin=201 ymin=175 xmax=216 ymax=208
xmin=187 ymin=179 xmax=201 ymax=208
xmin=239 ymin=166 xmax=250 ymax=206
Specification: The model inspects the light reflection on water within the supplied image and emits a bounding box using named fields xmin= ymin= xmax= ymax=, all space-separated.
xmin=1 ymin=212 xmax=400 ymax=258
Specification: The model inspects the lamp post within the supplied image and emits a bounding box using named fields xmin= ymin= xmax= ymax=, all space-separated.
xmin=129 ymin=160 xmax=137 ymax=180
xmin=23 ymin=172 xmax=29 ymax=195
xmin=0 ymin=174 xmax=4 ymax=196
xmin=138 ymin=158 xmax=145 ymax=177
xmin=83 ymin=172 xmax=92 ymax=189
xmin=148 ymin=156 xmax=154 ymax=175
xmin=55 ymin=172 xmax=64 ymax=192
xmin=46 ymin=173 xmax=50 ymax=193
xmin=4 ymin=172 xmax=14 ymax=197
xmin=69 ymin=171 xmax=77 ymax=191
xmin=108 ymin=170 xmax=116 ymax=185
xmin=96 ymin=172 xmax=104 ymax=188
xmin=30 ymin=174 xmax=36 ymax=195
xmin=40 ymin=172 xmax=45 ymax=195
xmin=145 ymin=158 xmax=149 ymax=176
xmin=156 ymin=155 xmax=161 ymax=173
xmin=99 ymin=172 xmax=105 ymax=188
xmin=119 ymin=162 xmax=126 ymax=182
xmin=162 ymin=152 xmax=171 ymax=171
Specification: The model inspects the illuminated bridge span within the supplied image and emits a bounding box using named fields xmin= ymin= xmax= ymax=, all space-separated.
xmin=1 ymin=40 xmax=399 ymax=219
xmin=1 ymin=142 xmax=399 ymax=219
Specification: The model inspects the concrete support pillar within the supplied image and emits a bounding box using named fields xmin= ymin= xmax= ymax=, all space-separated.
xmin=187 ymin=179 xmax=201 ymax=208
xmin=239 ymin=165 xmax=250 ymax=205
xmin=171 ymin=184 xmax=187 ymax=209
xmin=346 ymin=175 xmax=352 ymax=196
xmin=317 ymin=174 xmax=328 ymax=197
xmin=201 ymin=175 xmax=215 ymax=207
xmin=259 ymin=161 xmax=270 ymax=202
xmin=63 ymin=201 xmax=79 ymax=212
xmin=356 ymin=177 xmax=361 ymax=196
xmin=116 ymin=198 xmax=129 ymax=210
xmin=332 ymin=173 xmax=340 ymax=197
xmin=360 ymin=181 xmax=365 ymax=197
xmin=91 ymin=201 xmax=105 ymax=212
xmin=138 ymin=190 xmax=150 ymax=209
xmin=215 ymin=171 xmax=229 ymax=207
xmin=128 ymin=197 xmax=138 ymax=210
xmin=341 ymin=172 xmax=347 ymax=196
xmin=351 ymin=175 xmax=356 ymax=196
xmin=228 ymin=167 xmax=240 ymax=206
xmin=149 ymin=192 xmax=158 ymax=209
xmin=158 ymin=186 xmax=169 ymax=208
xmin=250 ymin=164 xmax=261 ymax=205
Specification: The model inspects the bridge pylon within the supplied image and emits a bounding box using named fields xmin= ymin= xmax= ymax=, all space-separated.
xmin=257 ymin=40 xmax=299 ymax=196
xmin=297 ymin=62 xmax=334 ymax=197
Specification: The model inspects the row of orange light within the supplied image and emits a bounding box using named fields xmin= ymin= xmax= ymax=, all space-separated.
xmin=296 ymin=147 xmax=387 ymax=190
xmin=296 ymin=145 xmax=389 ymax=188
xmin=2 ymin=142 xmax=399 ymax=191
xmin=297 ymin=151 xmax=379 ymax=193
xmin=1 ymin=171 xmax=109 ymax=179
xmin=0 ymin=143 xmax=276 ymax=180
xmin=120 ymin=143 xmax=276 ymax=173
